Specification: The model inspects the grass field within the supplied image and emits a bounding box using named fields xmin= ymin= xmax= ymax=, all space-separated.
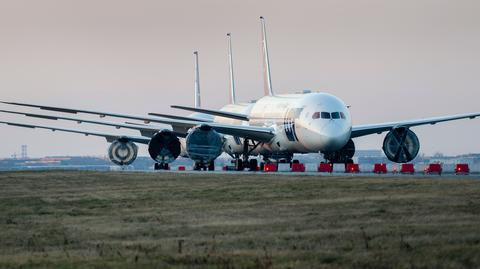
xmin=0 ymin=171 xmax=479 ymax=269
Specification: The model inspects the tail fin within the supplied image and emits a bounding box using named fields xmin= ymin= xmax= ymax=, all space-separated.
xmin=193 ymin=51 xmax=201 ymax=108
xmin=260 ymin=16 xmax=274 ymax=96
xmin=227 ymin=33 xmax=237 ymax=104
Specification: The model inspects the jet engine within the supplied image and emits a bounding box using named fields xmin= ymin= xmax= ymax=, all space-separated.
xmin=148 ymin=130 xmax=181 ymax=164
xmin=382 ymin=127 xmax=420 ymax=163
xmin=108 ymin=138 xmax=138 ymax=166
xmin=186 ymin=125 xmax=223 ymax=163
xmin=323 ymin=139 xmax=355 ymax=163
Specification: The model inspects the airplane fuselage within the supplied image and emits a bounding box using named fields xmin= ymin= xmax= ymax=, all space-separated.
xmin=217 ymin=92 xmax=352 ymax=158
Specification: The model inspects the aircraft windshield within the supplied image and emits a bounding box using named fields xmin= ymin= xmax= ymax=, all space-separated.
xmin=321 ymin=112 xmax=331 ymax=119
xmin=312 ymin=111 xmax=346 ymax=120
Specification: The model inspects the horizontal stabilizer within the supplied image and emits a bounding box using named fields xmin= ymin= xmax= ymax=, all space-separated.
xmin=170 ymin=105 xmax=249 ymax=121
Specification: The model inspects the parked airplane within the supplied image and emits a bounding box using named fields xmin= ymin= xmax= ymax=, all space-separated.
xmin=1 ymin=17 xmax=479 ymax=171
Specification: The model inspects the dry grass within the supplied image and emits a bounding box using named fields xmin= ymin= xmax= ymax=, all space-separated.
xmin=0 ymin=171 xmax=479 ymax=268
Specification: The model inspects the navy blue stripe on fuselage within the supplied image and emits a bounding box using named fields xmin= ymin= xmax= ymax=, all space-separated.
xmin=284 ymin=118 xmax=298 ymax=142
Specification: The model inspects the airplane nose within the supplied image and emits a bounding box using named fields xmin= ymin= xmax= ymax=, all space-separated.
xmin=300 ymin=118 xmax=351 ymax=152
xmin=322 ymin=133 xmax=344 ymax=151
xmin=318 ymin=123 xmax=350 ymax=151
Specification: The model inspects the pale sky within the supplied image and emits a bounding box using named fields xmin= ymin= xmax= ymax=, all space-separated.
xmin=0 ymin=0 xmax=479 ymax=158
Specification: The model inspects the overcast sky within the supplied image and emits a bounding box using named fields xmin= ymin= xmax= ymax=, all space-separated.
xmin=0 ymin=0 xmax=479 ymax=158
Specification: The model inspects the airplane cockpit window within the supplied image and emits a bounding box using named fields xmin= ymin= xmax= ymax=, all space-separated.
xmin=321 ymin=112 xmax=331 ymax=119
xmin=340 ymin=112 xmax=346 ymax=119
xmin=313 ymin=112 xmax=336 ymax=119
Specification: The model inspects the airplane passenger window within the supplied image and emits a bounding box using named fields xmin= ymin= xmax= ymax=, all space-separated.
xmin=321 ymin=112 xmax=331 ymax=119
xmin=340 ymin=112 xmax=346 ymax=119
xmin=332 ymin=112 xmax=340 ymax=119
xmin=312 ymin=112 xmax=320 ymax=119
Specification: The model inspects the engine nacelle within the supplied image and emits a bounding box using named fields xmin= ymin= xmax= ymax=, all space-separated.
xmin=186 ymin=125 xmax=223 ymax=163
xmin=108 ymin=138 xmax=138 ymax=166
xmin=383 ymin=127 xmax=420 ymax=163
xmin=323 ymin=139 xmax=355 ymax=163
xmin=148 ymin=130 xmax=181 ymax=164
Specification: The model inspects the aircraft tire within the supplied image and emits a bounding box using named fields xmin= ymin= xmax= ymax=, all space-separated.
xmin=235 ymin=159 xmax=243 ymax=171
xmin=249 ymin=159 xmax=258 ymax=171
xmin=208 ymin=161 xmax=215 ymax=171
xmin=193 ymin=163 xmax=201 ymax=171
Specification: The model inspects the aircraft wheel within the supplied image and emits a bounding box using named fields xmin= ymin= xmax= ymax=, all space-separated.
xmin=249 ymin=159 xmax=258 ymax=171
xmin=235 ymin=159 xmax=244 ymax=171
xmin=154 ymin=163 xmax=169 ymax=170
xmin=193 ymin=163 xmax=202 ymax=171
xmin=208 ymin=161 xmax=215 ymax=171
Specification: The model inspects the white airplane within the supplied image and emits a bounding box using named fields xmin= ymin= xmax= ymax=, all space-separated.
xmin=1 ymin=17 xmax=479 ymax=171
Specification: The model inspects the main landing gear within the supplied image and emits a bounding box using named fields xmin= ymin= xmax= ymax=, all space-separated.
xmin=193 ymin=161 xmax=215 ymax=171
xmin=154 ymin=163 xmax=169 ymax=170
xmin=233 ymin=138 xmax=261 ymax=171
xmin=233 ymin=158 xmax=258 ymax=171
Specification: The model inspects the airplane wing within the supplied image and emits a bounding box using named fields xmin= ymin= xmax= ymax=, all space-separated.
xmin=146 ymin=112 xmax=212 ymax=122
xmin=0 ymin=109 xmax=168 ymax=138
xmin=0 ymin=120 xmax=151 ymax=144
xmin=170 ymin=105 xmax=250 ymax=121
xmin=351 ymin=112 xmax=480 ymax=138
xmin=0 ymin=101 xmax=195 ymax=131
xmin=0 ymin=102 xmax=275 ymax=142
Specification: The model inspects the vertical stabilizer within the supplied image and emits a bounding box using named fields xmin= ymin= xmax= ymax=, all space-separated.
xmin=227 ymin=33 xmax=237 ymax=104
xmin=194 ymin=51 xmax=201 ymax=108
xmin=260 ymin=16 xmax=274 ymax=96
